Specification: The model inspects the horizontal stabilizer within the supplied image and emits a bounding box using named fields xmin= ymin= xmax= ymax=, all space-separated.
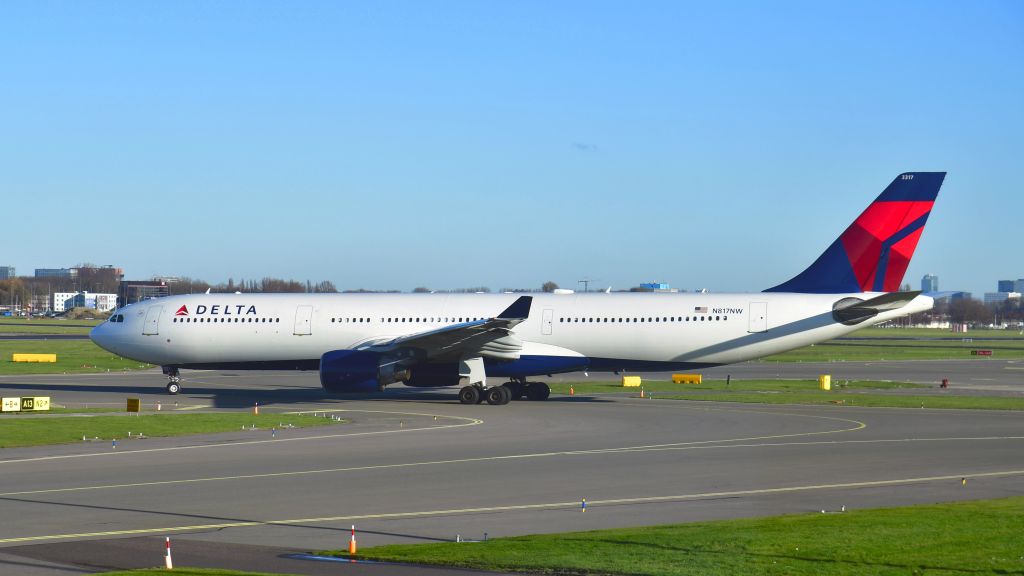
xmin=833 ymin=291 xmax=921 ymax=325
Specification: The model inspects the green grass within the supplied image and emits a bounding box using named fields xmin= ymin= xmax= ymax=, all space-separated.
xmin=0 ymin=412 xmax=344 ymax=448
xmin=851 ymin=327 xmax=1024 ymax=339
xmin=551 ymin=380 xmax=1024 ymax=410
xmin=101 ymin=565 xmax=296 ymax=569
xmin=765 ymin=327 xmax=1024 ymax=362
xmin=322 ymin=497 xmax=1024 ymax=575
xmin=0 ymin=339 xmax=151 ymax=374
xmin=0 ymin=317 xmax=99 ymax=335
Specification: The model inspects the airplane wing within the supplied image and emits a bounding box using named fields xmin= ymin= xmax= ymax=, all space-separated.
xmin=363 ymin=296 xmax=532 ymax=361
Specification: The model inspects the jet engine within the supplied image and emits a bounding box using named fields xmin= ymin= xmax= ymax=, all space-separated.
xmin=319 ymin=350 xmax=409 ymax=393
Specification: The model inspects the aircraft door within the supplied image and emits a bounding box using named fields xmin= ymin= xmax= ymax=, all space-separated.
xmin=143 ymin=306 xmax=162 ymax=335
xmin=293 ymin=305 xmax=313 ymax=335
xmin=748 ymin=302 xmax=767 ymax=333
xmin=542 ymin=308 xmax=554 ymax=335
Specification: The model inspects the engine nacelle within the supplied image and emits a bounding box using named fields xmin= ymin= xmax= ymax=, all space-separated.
xmin=320 ymin=350 xmax=384 ymax=393
xmin=405 ymin=363 xmax=462 ymax=388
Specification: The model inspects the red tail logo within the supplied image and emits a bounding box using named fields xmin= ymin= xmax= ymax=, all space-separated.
xmin=175 ymin=305 xmax=189 ymax=316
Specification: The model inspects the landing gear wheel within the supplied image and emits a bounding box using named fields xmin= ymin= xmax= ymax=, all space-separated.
xmin=486 ymin=386 xmax=511 ymax=405
xmin=166 ymin=382 xmax=180 ymax=395
xmin=505 ymin=383 xmax=524 ymax=400
xmin=458 ymin=386 xmax=480 ymax=405
xmin=526 ymin=382 xmax=550 ymax=401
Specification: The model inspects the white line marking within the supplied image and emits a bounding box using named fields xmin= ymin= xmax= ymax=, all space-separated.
xmin=2 ymin=435 xmax=1022 ymax=498
xmin=2 ymin=468 xmax=1022 ymax=544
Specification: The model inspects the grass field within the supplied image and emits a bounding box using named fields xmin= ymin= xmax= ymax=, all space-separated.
xmin=847 ymin=327 xmax=1023 ymax=339
xmin=103 ymin=565 xmax=292 ymax=569
xmin=549 ymin=379 xmax=1024 ymax=410
xmin=0 ymin=412 xmax=343 ymax=448
xmin=765 ymin=327 xmax=1024 ymax=362
xmin=766 ymin=340 xmax=1024 ymax=362
xmin=0 ymin=317 xmax=100 ymax=335
xmin=0 ymin=339 xmax=150 ymax=374
xmin=322 ymin=497 xmax=1024 ymax=575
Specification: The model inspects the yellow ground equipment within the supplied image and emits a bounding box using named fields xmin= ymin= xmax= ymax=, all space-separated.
xmin=12 ymin=354 xmax=57 ymax=363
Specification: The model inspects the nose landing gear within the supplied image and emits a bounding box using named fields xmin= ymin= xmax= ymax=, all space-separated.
xmin=162 ymin=366 xmax=181 ymax=395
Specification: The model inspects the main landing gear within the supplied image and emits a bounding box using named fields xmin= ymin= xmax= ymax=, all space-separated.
xmin=162 ymin=366 xmax=181 ymax=395
xmin=457 ymin=379 xmax=550 ymax=405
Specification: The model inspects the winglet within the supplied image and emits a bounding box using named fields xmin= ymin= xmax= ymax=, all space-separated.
xmin=497 ymin=296 xmax=532 ymax=320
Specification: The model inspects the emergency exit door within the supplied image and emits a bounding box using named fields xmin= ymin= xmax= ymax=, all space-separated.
xmin=293 ymin=305 xmax=313 ymax=335
xmin=542 ymin=309 xmax=554 ymax=335
xmin=748 ymin=302 xmax=767 ymax=333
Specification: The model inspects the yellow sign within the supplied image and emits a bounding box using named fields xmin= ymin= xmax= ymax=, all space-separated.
xmin=672 ymin=374 xmax=702 ymax=384
xmin=819 ymin=374 xmax=831 ymax=391
xmin=1 ymin=397 xmax=50 ymax=412
xmin=127 ymin=398 xmax=141 ymax=413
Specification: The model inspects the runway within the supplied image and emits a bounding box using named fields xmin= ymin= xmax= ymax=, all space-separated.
xmin=1 ymin=361 xmax=1023 ymax=574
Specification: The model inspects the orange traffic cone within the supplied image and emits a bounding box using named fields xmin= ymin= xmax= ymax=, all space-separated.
xmin=165 ymin=537 xmax=173 ymax=569
xmin=348 ymin=525 xmax=357 ymax=555
xmin=640 ymin=388 xmax=645 ymax=398
xmin=254 ymin=402 xmax=259 ymax=415
xmin=569 ymin=385 xmax=575 ymax=397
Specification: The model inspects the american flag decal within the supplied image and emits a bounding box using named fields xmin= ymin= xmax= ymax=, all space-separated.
xmin=694 ymin=306 xmax=707 ymax=314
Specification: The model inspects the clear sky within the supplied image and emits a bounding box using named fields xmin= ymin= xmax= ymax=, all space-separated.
xmin=2 ymin=1 xmax=1021 ymax=295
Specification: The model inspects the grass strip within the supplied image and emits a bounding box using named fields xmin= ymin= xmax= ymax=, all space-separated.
xmin=322 ymin=497 xmax=1024 ymax=575
xmin=550 ymin=380 xmax=1024 ymax=410
xmin=765 ymin=342 xmax=1024 ymax=362
xmin=0 ymin=339 xmax=151 ymax=374
xmin=101 ymin=565 xmax=294 ymax=569
xmin=0 ymin=413 xmax=343 ymax=448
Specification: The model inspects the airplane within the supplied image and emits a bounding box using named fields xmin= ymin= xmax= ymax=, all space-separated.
xmin=90 ymin=172 xmax=945 ymax=405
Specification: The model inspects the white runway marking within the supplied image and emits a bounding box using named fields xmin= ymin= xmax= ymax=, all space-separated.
xmin=2 ymin=468 xmax=1022 ymax=545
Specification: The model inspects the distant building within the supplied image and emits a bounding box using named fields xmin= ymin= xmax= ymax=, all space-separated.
xmin=118 ymin=280 xmax=170 ymax=307
xmin=0 ymin=266 xmax=14 ymax=280
xmin=637 ymin=282 xmax=678 ymax=293
xmin=35 ymin=268 xmax=78 ymax=279
xmin=53 ymin=291 xmax=118 ymax=313
xmin=998 ymin=280 xmax=1015 ymax=292
xmin=949 ymin=292 xmax=973 ymax=301
xmin=984 ymin=292 xmax=1021 ymax=305
xmin=1017 ymin=279 xmax=1024 ymax=294
xmin=30 ymin=294 xmax=49 ymax=312
xmin=52 ymin=292 xmax=78 ymax=313
xmin=921 ymin=274 xmax=939 ymax=292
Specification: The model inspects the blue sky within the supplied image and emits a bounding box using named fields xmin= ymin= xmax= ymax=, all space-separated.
xmin=2 ymin=1 xmax=1021 ymax=295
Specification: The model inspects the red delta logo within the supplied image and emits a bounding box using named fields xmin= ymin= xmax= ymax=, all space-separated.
xmin=175 ymin=305 xmax=189 ymax=316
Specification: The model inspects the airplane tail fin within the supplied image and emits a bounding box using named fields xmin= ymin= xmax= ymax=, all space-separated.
xmin=765 ymin=172 xmax=945 ymax=293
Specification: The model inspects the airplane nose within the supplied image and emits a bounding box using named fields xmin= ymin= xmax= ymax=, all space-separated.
xmin=90 ymin=323 xmax=113 ymax=352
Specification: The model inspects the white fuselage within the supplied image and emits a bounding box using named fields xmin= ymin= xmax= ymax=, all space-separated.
xmin=90 ymin=291 xmax=933 ymax=375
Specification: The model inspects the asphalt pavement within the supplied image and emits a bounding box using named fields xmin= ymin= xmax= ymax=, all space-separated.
xmin=1 ymin=361 xmax=1022 ymax=574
